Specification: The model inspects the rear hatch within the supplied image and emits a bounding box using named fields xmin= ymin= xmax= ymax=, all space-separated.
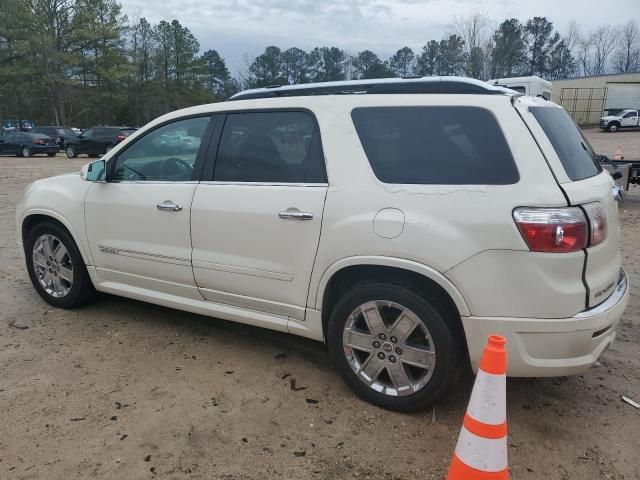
xmin=515 ymin=96 xmax=621 ymax=309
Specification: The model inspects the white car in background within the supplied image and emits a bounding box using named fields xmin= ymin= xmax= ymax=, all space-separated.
xmin=16 ymin=77 xmax=628 ymax=411
xmin=599 ymin=109 xmax=640 ymax=132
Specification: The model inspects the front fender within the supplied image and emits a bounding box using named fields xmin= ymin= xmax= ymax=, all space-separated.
xmin=311 ymin=255 xmax=470 ymax=316
xmin=16 ymin=174 xmax=93 ymax=265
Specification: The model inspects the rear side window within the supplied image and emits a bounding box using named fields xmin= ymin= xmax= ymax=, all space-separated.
xmin=530 ymin=107 xmax=601 ymax=181
xmin=214 ymin=111 xmax=326 ymax=183
xmin=351 ymin=107 xmax=519 ymax=185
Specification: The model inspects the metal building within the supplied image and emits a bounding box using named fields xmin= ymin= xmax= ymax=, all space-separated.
xmin=551 ymin=72 xmax=640 ymax=126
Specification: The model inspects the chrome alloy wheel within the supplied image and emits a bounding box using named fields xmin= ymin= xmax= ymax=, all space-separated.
xmin=343 ymin=300 xmax=436 ymax=397
xmin=32 ymin=234 xmax=74 ymax=298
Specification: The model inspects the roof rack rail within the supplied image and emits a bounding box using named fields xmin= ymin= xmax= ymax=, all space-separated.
xmin=228 ymin=76 xmax=510 ymax=101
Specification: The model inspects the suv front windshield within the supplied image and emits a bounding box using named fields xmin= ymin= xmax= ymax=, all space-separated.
xmin=530 ymin=106 xmax=602 ymax=181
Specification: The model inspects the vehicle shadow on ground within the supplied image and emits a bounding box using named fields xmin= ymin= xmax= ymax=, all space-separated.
xmin=76 ymin=291 xmax=577 ymax=419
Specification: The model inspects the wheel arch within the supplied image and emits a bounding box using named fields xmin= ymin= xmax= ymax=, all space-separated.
xmin=316 ymin=258 xmax=471 ymax=372
xmin=314 ymin=257 xmax=470 ymax=316
xmin=21 ymin=211 xmax=92 ymax=266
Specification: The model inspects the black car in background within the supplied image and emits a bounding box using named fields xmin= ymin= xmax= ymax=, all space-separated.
xmin=64 ymin=126 xmax=137 ymax=158
xmin=31 ymin=126 xmax=77 ymax=150
xmin=0 ymin=132 xmax=59 ymax=157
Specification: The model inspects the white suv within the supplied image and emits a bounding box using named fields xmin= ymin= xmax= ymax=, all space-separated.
xmin=16 ymin=77 xmax=629 ymax=411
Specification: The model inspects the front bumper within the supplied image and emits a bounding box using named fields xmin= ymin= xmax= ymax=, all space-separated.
xmin=462 ymin=269 xmax=629 ymax=377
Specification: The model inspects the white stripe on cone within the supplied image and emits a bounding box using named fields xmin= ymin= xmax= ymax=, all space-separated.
xmin=466 ymin=369 xmax=506 ymax=426
xmin=454 ymin=426 xmax=508 ymax=472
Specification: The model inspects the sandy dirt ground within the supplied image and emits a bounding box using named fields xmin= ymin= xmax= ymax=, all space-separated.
xmin=1 ymin=139 xmax=639 ymax=479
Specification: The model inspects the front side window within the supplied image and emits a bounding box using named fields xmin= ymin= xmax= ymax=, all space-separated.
xmin=83 ymin=129 xmax=94 ymax=138
xmin=351 ymin=106 xmax=519 ymax=185
xmin=530 ymin=106 xmax=601 ymax=181
xmin=623 ymin=111 xmax=636 ymax=118
xmin=213 ymin=111 xmax=326 ymax=183
xmin=112 ymin=116 xmax=210 ymax=182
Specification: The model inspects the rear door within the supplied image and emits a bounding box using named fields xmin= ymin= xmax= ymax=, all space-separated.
xmin=518 ymin=98 xmax=621 ymax=308
xmin=1 ymin=133 xmax=17 ymax=154
xmin=190 ymin=110 xmax=328 ymax=322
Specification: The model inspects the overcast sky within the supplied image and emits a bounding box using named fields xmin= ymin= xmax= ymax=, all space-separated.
xmin=120 ymin=0 xmax=640 ymax=74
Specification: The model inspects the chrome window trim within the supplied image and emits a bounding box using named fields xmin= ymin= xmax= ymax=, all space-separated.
xmin=199 ymin=181 xmax=328 ymax=187
xmin=108 ymin=180 xmax=199 ymax=185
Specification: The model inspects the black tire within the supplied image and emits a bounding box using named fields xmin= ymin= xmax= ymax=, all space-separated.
xmin=328 ymin=282 xmax=460 ymax=412
xmin=65 ymin=145 xmax=78 ymax=158
xmin=47 ymin=152 xmax=56 ymax=157
xmin=104 ymin=143 xmax=114 ymax=152
xmin=607 ymin=123 xmax=619 ymax=132
xmin=20 ymin=146 xmax=32 ymax=157
xmin=24 ymin=221 xmax=95 ymax=308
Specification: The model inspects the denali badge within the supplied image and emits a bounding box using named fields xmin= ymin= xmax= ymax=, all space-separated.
xmin=595 ymin=281 xmax=615 ymax=299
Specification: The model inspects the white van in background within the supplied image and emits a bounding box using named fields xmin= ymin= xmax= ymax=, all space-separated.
xmin=487 ymin=76 xmax=552 ymax=100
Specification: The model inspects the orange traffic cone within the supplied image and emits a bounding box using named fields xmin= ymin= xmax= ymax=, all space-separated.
xmin=446 ymin=335 xmax=508 ymax=480
xmin=614 ymin=145 xmax=623 ymax=160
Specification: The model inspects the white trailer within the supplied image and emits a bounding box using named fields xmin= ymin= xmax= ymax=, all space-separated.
xmin=487 ymin=76 xmax=552 ymax=100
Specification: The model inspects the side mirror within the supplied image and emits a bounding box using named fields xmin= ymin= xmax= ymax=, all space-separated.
xmin=611 ymin=170 xmax=623 ymax=180
xmin=80 ymin=159 xmax=106 ymax=182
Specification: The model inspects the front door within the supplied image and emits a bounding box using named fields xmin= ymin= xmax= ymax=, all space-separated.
xmin=190 ymin=110 xmax=328 ymax=320
xmin=621 ymin=111 xmax=638 ymax=128
xmin=84 ymin=115 xmax=212 ymax=299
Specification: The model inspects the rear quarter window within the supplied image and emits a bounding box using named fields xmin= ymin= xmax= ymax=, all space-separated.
xmin=351 ymin=106 xmax=519 ymax=185
xmin=530 ymin=107 xmax=601 ymax=181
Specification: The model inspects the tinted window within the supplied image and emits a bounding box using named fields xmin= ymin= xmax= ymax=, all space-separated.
xmin=530 ymin=107 xmax=601 ymax=181
xmin=112 ymin=116 xmax=209 ymax=182
xmin=351 ymin=107 xmax=518 ymax=185
xmin=623 ymin=111 xmax=636 ymax=118
xmin=213 ymin=111 xmax=326 ymax=183
xmin=83 ymin=129 xmax=94 ymax=138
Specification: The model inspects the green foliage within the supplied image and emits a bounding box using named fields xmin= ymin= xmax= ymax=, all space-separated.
xmin=352 ymin=50 xmax=392 ymax=79
xmin=389 ymin=47 xmax=415 ymax=77
xmin=0 ymin=5 xmax=598 ymax=129
xmin=491 ymin=19 xmax=527 ymax=78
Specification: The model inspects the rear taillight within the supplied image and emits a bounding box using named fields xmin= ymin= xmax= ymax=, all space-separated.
xmin=582 ymin=202 xmax=607 ymax=246
xmin=514 ymin=203 xmax=608 ymax=253
xmin=116 ymin=134 xmax=126 ymax=142
xmin=513 ymin=207 xmax=588 ymax=253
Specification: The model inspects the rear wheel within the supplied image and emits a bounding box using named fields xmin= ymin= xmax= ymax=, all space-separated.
xmin=328 ymin=282 xmax=460 ymax=411
xmin=21 ymin=146 xmax=32 ymax=157
xmin=65 ymin=145 xmax=78 ymax=158
xmin=24 ymin=222 xmax=94 ymax=308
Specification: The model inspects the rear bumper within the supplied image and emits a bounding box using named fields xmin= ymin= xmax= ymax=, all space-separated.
xmin=462 ymin=269 xmax=629 ymax=377
xmin=33 ymin=145 xmax=59 ymax=154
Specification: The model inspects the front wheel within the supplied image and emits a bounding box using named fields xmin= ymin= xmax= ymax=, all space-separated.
xmin=24 ymin=222 xmax=94 ymax=308
xmin=607 ymin=123 xmax=619 ymax=132
xmin=328 ymin=282 xmax=460 ymax=411
xmin=65 ymin=145 xmax=78 ymax=158
xmin=20 ymin=146 xmax=32 ymax=157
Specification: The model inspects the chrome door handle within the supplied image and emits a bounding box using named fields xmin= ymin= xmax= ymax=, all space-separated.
xmin=157 ymin=201 xmax=183 ymax=212
xmin=278 ymin=209 xmax=313 ymax=220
